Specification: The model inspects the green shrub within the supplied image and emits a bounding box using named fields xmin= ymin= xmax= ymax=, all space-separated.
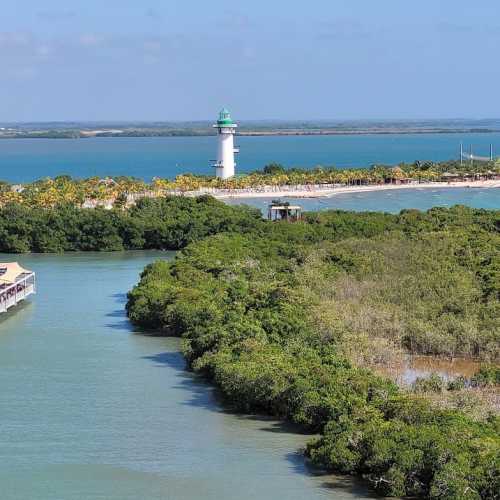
xmin=471 ymin=366 xmax=500 ymax=388
xmin=413 ymin=373 xmax=446 ymax=394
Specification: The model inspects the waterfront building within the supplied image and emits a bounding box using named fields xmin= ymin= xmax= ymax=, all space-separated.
xmin=212 ymin=108 xmax=239 ymax=179
xmin=0 ymin=262 xmax=36 ymax=314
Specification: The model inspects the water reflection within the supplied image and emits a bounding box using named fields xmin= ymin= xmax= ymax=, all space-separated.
xmin=377 ymin=354 xmax=481 ymax=385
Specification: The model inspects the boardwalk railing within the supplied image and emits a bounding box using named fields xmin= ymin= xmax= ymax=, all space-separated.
xmin=0 ymin=273 xmax=36 ymax=314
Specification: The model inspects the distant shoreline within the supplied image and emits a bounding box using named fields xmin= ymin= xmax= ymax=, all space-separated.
xmin=237 ymin=128 xmax=500 ymax=137
xmin=207 ymin=180 xmax=500 ymax=200
xmin=1 ymin=128 xmax=500 ymax=140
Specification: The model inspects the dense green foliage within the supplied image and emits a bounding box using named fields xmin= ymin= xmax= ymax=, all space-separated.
xmin=126 ymin=203 xmax=499 ymax=498
xmin=471 ymin=366 xmax=500 ymax=387
xmin=0 ymin=196 xmax=261 ymax=253
xmin=2 ymin=190 xmax=498 ymax=496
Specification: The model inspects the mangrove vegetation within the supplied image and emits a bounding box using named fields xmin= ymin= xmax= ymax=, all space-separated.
xmin=2 ymin=190 xmax=499 ymax=497
xmin=125 ymin=200 xmax=499 ymax=498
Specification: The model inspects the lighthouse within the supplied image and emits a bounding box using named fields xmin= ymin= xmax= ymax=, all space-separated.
xmin=213 ymin=108 xmax=239 ymax=179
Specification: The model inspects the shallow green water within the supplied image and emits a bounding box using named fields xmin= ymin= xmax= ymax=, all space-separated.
xmin=0 ymin=252 xmax=370 ymax=500
xmin=226 ymin=187 xmax=500 ymax=213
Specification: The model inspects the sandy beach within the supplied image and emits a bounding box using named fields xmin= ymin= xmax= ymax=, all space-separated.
xmin=211 ymin=179 xmax=500 ymax=200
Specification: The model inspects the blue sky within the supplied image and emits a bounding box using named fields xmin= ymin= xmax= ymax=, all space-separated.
xmin=1 ymin=0 xmax=499 ymax=121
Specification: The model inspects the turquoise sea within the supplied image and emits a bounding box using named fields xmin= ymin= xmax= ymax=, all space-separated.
xmin=226 ymin=187 xmax=500 ymax=213
xmin=1 ymin=132 xmax=500 ymax=183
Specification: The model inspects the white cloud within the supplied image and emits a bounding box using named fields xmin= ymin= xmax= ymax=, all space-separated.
xmin=145 ymin=8 xmax=163 ymax=20
xmin=242 ymin=45 xmax=257 ymax=61
xmin=0 ymin=32 xmax=32 ymax=48
xmin=36 ymin=9 xmax=77 ymax=20
xmin=7 ymin=67 xmax=38 ymax=80
xmin=79 ymin=34 xmax=104 ymax=47
xmin=144 ymin=54 xmax=160 ymax=65
xmin=143 ymin=40 xmax=162 ymax=53
xmin=36 ymin=45 xmax=52 ymax=59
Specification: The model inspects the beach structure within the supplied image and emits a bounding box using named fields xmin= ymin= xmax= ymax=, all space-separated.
xmin=212 ymin=108 xmax=239 ymax=179
xmin=268 ymin=201 xmax=302 ymax=222
xmin=0 ymin=262 xmax=35 ymax=314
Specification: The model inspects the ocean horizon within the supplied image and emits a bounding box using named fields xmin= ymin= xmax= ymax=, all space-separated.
xmin=1 ymin=132 xmax=500 ymax=184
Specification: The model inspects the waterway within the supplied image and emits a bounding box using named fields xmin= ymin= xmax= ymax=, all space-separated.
xmin=1 ymin=132 xmax=500 ymax=183
xmin=0 ymin=252 xmax=371 ymax=500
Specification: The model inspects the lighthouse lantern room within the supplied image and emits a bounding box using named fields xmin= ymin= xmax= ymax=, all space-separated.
xmin=213 ymin=108 xmax=238 ymax=179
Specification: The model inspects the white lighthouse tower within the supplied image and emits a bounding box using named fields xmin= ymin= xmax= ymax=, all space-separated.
xmin=213 ymin=108 xmax=239 ymax=179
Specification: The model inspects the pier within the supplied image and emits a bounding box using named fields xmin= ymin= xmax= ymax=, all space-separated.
xmin=0 ymin=263 xmax=36 ymax=314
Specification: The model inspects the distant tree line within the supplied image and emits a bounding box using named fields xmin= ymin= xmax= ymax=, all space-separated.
xmin=0 ymin=196 xmax=261 ymax=253
xmin=1 ymin=159 xmax=499 ymax=209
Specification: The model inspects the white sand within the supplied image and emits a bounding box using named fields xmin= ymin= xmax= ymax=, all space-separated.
xmin=212 ymin=180 xmax=500 ymax=200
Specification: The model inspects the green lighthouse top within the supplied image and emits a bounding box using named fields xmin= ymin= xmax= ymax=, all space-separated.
xmin=217 ymin=108 xmax=235 ymax=126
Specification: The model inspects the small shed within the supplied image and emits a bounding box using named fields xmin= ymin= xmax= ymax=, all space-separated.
xmin=267 ymin=202 xmax=302 ymax=222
